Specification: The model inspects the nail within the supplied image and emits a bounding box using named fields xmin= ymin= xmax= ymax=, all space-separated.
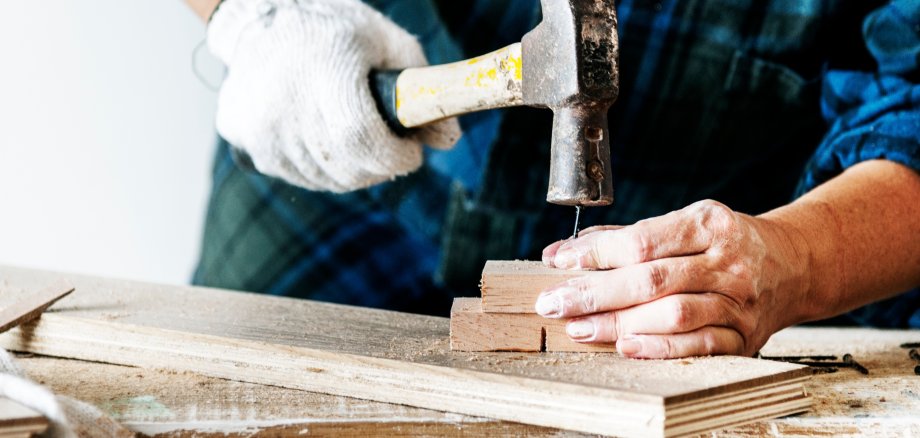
xmin=618 ymin=336 xmax=642 ymax=355
xmin=566 ymin=320 xmax=595 ymax=340
xmin=534 ymin=292 xmax=562 ymax=317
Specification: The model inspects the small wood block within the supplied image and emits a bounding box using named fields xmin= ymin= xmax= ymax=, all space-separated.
xmin=481 ymin=260 xmax=606 ymax=313
xmin=450 ymin=298 xmax=541 ymax=351
xmin=450 ymin=298 xmax=616 ymax=353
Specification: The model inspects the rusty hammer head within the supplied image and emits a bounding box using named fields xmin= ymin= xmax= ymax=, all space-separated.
xmin=522 ymin=0 xmax=619 ymax=207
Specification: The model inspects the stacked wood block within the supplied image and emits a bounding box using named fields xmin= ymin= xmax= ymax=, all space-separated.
xmin=450 ymin=260 xmax=618 ymax=352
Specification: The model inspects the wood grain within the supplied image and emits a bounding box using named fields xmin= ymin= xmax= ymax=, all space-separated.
xmin=0 ymin=279 xmax=73 ymax=334
xmin=0 ymin=265 xmax=810 ymax=438
xmin=481 ymin=260 xmax=605 ymax=313
xmin=450 ymin=298 xmax=617 ymax=352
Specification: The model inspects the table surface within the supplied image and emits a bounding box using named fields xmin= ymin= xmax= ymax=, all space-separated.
xmin=16 ymin=326 xmax=920 ymax=437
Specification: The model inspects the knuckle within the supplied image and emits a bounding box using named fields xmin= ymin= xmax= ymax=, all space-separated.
xmin=642 ymin=264 xmax=667 ymax=300
xmin=726 ymin=261 xmax=754 ymax=286
xmin=661 ymin=337 xmax=677 ymax=358
xmin=590 ymin=234 xmax=609 ymax=268
xmin=668 ymin=299 xmax=693 ymax=331
xmin=627 ymin=232 xmax=653 ymax=264
xmin=700 ymin=330 xmax=720 ymax=355
xmin=579 ymin=288 xmax=599 ymax=314
xmin=697 ymin=200 xmax=738 ymax=234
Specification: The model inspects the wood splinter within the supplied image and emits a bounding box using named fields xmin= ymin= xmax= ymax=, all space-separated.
xmin=0 ymin=279 xmax=74 ymax=334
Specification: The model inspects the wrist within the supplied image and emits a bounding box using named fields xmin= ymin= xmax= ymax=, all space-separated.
xmin=749 ymin=212 xmax=818 ymax=327
xmin=758 ymin=201 xmax=843 ymax=324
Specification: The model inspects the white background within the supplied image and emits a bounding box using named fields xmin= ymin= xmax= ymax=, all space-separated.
xmin=0 ymin=2 xmax=220 ymax=284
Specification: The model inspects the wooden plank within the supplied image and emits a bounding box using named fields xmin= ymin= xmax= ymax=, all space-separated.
xmin=481 ymin=260 xmax=605 ymax=313
xmin=0 ymin=265 xmax=810 ymax=438
xmin=17 ymin=327 xmax=920 ymax=437
xmin=450 ymin=298 xmax=617 ymax=352
xmin=0 ymin=280 xmax=73 ymax=334
xmin=0 ymin=398 xmax=48 ymax=437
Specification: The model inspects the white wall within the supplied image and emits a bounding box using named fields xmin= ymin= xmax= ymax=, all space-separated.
xmin=0 ymin=2 xmax=220 ymax=284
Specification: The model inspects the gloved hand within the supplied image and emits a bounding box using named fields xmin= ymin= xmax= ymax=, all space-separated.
xmin=207 ymin=0 xmax=462 ymax=192
xmin=0 ymin=348 xmax=132 ymax=437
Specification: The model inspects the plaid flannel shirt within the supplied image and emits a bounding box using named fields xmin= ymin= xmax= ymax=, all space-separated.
xmin=194 ymin=0 xmax=920 ymax=326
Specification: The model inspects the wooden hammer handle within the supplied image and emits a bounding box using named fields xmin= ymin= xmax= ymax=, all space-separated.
xmin=372 ymin=43 xmax=524 ymax=130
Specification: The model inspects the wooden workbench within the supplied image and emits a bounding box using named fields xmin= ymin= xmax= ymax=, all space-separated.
xmin=13 ymin=326 xmax=920 ymax=437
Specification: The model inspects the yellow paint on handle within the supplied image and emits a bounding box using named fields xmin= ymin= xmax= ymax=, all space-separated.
xmin=393 ymin=42 xmax=524 ymax=127
xmin=502 ymin=53 xmax=523 ymax=82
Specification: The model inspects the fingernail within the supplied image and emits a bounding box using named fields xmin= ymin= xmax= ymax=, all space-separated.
xmin=618 ymin=336 xmax=642 ymax=355
xmin=534 ymin=292 xmax=562 ymax=317
xmin=566 ymin=320 xmax=595 ymax=340
xmin=553 ymin=249 xmax=581 ymax=270
xmin=542 ymin=249 xmax=553 ymax=266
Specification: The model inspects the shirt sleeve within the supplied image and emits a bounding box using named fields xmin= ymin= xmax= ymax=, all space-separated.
xmin=796 ymin=0 xmax=920 ymax=196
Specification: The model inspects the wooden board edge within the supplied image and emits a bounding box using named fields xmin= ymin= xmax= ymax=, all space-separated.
xmin=663 ymin=366 xmax=811 ymax=405
xmin=665 ymin=376 xmax=811 ymax=411
xmin=666 ymin=386 xmax=809 ymax=425
xmin=667 ymin=400 xmax=812 ymax=437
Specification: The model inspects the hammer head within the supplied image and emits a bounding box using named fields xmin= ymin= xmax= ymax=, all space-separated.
xmin=522 ymin=0 xmax=619 ymax=207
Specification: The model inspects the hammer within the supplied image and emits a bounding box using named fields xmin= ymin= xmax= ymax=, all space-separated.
xmin=372 ymin=0 xmax=619 ymax=207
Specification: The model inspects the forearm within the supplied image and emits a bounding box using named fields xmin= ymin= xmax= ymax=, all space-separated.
xmin=186 ymin=0 xmax=221 ymax=22
xmin=762 ymin=160 xmax=920 ymax=323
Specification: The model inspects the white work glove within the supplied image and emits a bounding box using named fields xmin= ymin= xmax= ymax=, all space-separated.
xmin=0 ymin=349 xmax=132 ymax=438
xmin=207 ymin=0 xmax=462 ymax=192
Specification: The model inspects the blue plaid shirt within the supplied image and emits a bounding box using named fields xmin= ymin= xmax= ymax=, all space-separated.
xmin=194 ymin=0 xmax=920 ymax=326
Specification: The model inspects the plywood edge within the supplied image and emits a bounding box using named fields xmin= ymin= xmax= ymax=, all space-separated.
xmin=666 ymin=400 xmax=811 ymax=437
xmin=665 ymin=377 xmax=810 ymax=411
xmin=1 ymin=313 xmax=667 ymax=437
xmin=663 ymin=367 xmax=811 ymax=405
xmin=665 ymin=378 xmax=811 ymax=414
xmin=666 ymin=385 xmax=809 ymax=425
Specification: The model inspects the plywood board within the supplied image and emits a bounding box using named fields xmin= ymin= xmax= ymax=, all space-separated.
xmin=481 ymin=260 xmax=606 ymax=313
xmin=17 ymin=327 xmax=920 ymax=437
xmin=0 ymin=266 xmax=810 ymax=438
xmin=450 ymin=298 xmax=617 ymax=352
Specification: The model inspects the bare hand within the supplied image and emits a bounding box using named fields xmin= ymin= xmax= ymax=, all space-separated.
xmin=537 ymin=200 xmax=810 ymax=359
